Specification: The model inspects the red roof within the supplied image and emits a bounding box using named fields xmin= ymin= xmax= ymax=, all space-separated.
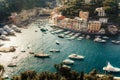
xmin=57 ymin=16 xmax=65 ymax=20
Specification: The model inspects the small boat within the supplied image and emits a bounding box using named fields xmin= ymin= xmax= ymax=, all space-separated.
xmin=102 ymin=36 xmax=109 ymax=39
xmin=68 ymin=32 xmax=75 ymax=36
xmin=55 ymin=40 xmax=60 ymax=45
xmin=67 ymin=36 xmax=75 ymax=40
xmin=94 ymin=37 xmax=106 ymax=43
xmin=21 ymin=48 xmax=26 ymax=52
xmin=58 ymin=34 xmax=64 ymax=38
xmin=49 ymin=49 xmax=60 ymax=53
xmin=0 ymin=35 xmax=10 ymax=41
xmin=62 ymin=65 xmax=71 ymax=69
xmin=63 ymin=59 xmax=74 ymax=64
xmin=64 ymin=31 xmax=71 ymax=35
xmin=86 ymin=35 xmax=90 ymax=39
xmin=40 ymin=28 xmax=47 ymax=32
xmin=111 ymin=40 xmax=120 ymax=44
xmin=68 ymin=54 xmax=84 ymax=59
xmin=103 ymin=62 xmax=120 ymax=72
xmin=77 ymin=36 xmax=83 ymax=40
xmin=8 ymin=63 xmax=17 ymax=67
xmin=34 ymin=53 xmax=50 ymax=58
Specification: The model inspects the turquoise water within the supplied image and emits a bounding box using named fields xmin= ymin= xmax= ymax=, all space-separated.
xmin=6 ymin=19 xmax=120 ymax=77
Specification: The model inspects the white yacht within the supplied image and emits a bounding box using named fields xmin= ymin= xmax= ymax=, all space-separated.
xmin=102 ymin=36 xmax=109 ymax=39
xmin=34 ymin=53 xmax=50 ymax=58
xmin=8 ymin=62 xmax=17 ymax=67
xmin=63 ymin=59 xmax=74 ymax=64
xmin=111 ymin=40 xmax=120 ymax=44
xmin=94 ymin=37 xmax=106 ymax=43
xmin=103 ymin=62 xmax=120 ymax=72
xmin=68 ymin=54 xmax=84 ymax=59
xmin=77 ymin=36 xmax=84 ymax=40
xmin=64 ymin=31 xmax=71 ymax=35
xmin=62 ymin=65 xmax=71 ymax=69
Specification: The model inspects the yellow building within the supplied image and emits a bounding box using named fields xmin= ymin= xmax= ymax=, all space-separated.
xmin=88 ymin=21 xmax=101 ymax=32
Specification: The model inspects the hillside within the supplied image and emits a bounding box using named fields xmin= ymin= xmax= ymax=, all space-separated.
xmin=0 ymin=0 xmax=56 ymax=22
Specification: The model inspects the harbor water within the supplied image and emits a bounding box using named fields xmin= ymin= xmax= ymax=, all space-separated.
xmin=0 ymin=19 xmax=120 ymax=77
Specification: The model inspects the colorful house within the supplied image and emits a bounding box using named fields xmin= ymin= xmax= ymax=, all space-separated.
xmin=88 ymin=21 xmax=101 ymax=32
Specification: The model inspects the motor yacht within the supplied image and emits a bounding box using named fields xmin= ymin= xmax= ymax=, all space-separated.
xmin=68 ymin=54 xmax=84 ymax=59
xmin=103 ymin=62 xmax=120 ymax=72
xmin=63 ymin=59 xmax=74 ymax=64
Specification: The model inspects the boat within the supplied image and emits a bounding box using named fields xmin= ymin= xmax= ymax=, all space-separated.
xmin=54 ymin=29 xmax=64 ymax=33
xmin=111 ymin=40 xmax=120 ymax=44
xmin=103 ymin=62 xmax=120 ymax=72
xmin=40 ymin=28 xmax=47 ymax=32
xmin=68 ymin=54 xmax=84 ymax=59
xmin=102 ymin=36 xmax=109 ymax=39
xmin=63 ymin=59 xmax=74 ymax=64
xmin=67 ymin=36 xmax=75 ymax=40
xmin=8 ymin=63 xmax=17 ymax=67
xmin=68 ymin=32 xmax=75 ymax=36
xmin=62 ymin=65 xmax=71 ymax=69
xmin=86 ymin=35 xmax=90 ymax=39
xmin=64 ymin=31 xmax=71 ymax=35
xmin=0 ymin=35 xmax=10 ymax=41
xmin=94 ymin=37 xmax=106 ymax=43
xmin=74 ymin=33 xmax=81 ymax=37
xmin=34 ymin=53 xmax=50 ymax=58
xmin=55 ymin=40 xmax=60 ymax=45
xmin=49 ymin=49 xmax=60 ymax=53
xmin=77 ymin=36 xmax=84 ymax=40
xmin=58 ymin=34 xmax=64 ymax=38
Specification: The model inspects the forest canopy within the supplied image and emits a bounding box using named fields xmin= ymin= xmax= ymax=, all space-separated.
xmin=0 ymin=0 xmax=55 ymax=22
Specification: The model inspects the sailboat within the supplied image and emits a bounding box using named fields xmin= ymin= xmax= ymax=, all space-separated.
xmin=103 ymin=62 xmax=120 ymax=72
xmin=34 ymin=32 xmax=50 ymax=58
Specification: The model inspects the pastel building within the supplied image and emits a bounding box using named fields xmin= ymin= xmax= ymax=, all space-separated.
xmin=79 ymin=11 xmax=89 ymax=21
xmin=88 ymin=21 xmax=101 ymax=32
xmin=95 ymin=7 xmax=106 ymax=17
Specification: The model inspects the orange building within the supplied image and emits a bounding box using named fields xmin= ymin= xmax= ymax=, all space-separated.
xmin=88 ymin=21 xmax=101 ymax=32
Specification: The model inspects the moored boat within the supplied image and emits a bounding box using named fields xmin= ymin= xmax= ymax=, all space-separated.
xmin=63 ymin=59 xmax=74 ymax=64
xmin=58 ymin=34 xmax=64 ymax=38
xmin=94 ymin=37 xmax=106 ymax=43
xmin=62 ymin=65 xmax=71 ymax=69
xmin=8 ymin=63 xmax=17 ymax=67
xmin=103 ymin=62 xmax=120 ymax=72
xmin=111 ymin=40 xmax=120 ymax=44
xmin=68 ymin=54 xmax=84 ymax=59
xmin=102 ymin=36 xmax=109 ymax=39
xmin=34 ymin=53 xmax=50 ymax=58
xmin=55 ymin=40 xmax=60 ymax=45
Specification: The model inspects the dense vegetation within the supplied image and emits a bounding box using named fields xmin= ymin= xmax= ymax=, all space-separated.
xmin=6 ymin=63 xmax=113 ymax=80
xmin=0 ymin=0 xmax=55 ymax=22
xmin=0 ymin=64 xmax=114 ymax=80
xmin=59 ymin=0 xmax=118 ymax=20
